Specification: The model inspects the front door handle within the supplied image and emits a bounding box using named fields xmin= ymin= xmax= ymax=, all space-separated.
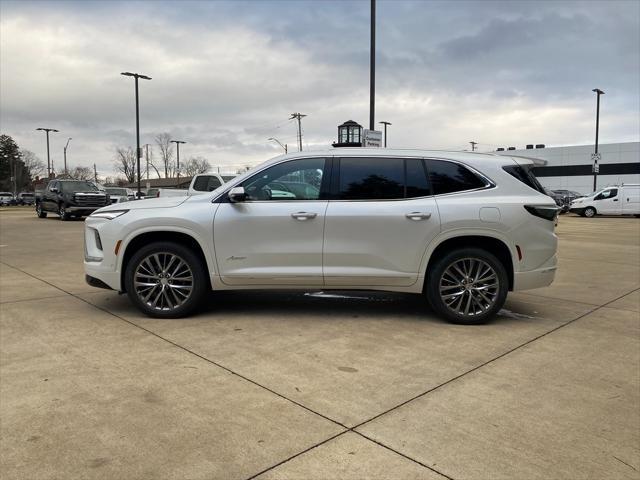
xmin=291 ymin=212 xmax=318 ymax=220
xmin=405 ymin=212 xmax=432 ymax=221
xmin=613 ymin=199 xmax=619 ymax=202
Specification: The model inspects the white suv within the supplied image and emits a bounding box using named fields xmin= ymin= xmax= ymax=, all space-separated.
xmin=84 ymin=149 xmax=558 ymax=324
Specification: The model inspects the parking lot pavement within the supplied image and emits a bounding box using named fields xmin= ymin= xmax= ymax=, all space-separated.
xmin=1 ymin=210 xmax=639 ymax=480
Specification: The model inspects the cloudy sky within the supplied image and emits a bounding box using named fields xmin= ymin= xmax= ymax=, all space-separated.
xmin=1 ymin=0 xmax=638 ymax=177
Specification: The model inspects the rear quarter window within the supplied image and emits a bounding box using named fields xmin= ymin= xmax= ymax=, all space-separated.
xmin=427 ymin=159 xmax=487 ymax=195
xmin=502 ymin=164 xmax=546 ymax=194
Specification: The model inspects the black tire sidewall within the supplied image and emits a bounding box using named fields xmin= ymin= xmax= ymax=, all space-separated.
xmin=426 ymin=247 xmax=508 ymax=325
xmin=58 ymin=203 xmax=68 ymax=221
xmin=36 ymin=203 xmax=46 ymax=218
xmin=124 ymin=241 xmax=208 ymax=318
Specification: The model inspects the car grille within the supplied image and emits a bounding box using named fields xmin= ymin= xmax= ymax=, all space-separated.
xmin=73 ymin=194 xmax=108 ymax=207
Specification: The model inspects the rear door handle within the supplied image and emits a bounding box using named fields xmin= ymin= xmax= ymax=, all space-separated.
xmin=405 ymin=212 xmax=432 ymax=221
xmin=291 ymin=212 xmax=317 ymax=220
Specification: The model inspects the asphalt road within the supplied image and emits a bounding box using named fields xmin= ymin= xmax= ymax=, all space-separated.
xmin=1 ymin=207 xmax=639 ymax=479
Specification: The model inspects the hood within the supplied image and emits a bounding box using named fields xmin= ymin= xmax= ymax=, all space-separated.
xmin=94 ymin=195 xmax=189 ymax=213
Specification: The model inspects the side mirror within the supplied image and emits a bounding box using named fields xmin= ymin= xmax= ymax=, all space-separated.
xmin=228 ymin=186 xmax=246 ymax=203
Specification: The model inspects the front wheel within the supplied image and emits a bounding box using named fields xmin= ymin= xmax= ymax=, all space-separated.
xmin=426 ymin=248 xmax=508 ymax=325
xmin=124 ymin=241 xmax=208 ymax=318
xmin=584 ymin=207 xmax=596 ymax=218
xmin=36 ymin=203 xmax=47 ymax=218
xmin=58 ymin=204 xmax=70 ymax=221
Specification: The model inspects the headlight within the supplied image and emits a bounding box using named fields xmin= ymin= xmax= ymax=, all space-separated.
xmin=90 ymin=209 xmax=129 ymax=220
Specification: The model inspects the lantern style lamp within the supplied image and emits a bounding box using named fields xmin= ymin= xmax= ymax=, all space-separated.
xmin=333 ymin=120 xmax=363 ymax=147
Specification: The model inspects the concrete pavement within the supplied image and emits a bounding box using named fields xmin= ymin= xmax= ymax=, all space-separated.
xmin=1 ymin=208 xmax=638 ymax=479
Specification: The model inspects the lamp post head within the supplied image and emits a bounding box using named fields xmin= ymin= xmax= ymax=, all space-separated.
xmin=121 ymin=72 xmax=152 ymax=80
xmin=592 ymin=88 xmax=605 ymax=95
xmin=379 ymin=121 xmax=392 ymax=126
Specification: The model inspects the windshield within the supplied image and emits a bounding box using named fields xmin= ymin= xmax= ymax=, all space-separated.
xmin=106 ymin=188 xmax=127 ymax=195
xmin=60 ymin=181 xmax=100 ymax=192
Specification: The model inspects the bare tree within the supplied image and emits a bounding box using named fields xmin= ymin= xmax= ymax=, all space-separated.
xmin=20 ymin=149 xmax=45 ymax=179
xmin=154 ymin=133 xmax=175 ymax=178
xmin=70 ymin=166 xmax=94 ymax=180
xmin=113 ymin=147 xmax=137 ymax=183
xmin=183 ymin=156 xmax=211 ymax=176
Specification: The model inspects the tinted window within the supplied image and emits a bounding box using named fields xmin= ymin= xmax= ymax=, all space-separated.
xmin=428 ymin=160 xmax=486 ymax=195
xmin=242 ymin=158 xmax=325 ymax=201
xmin=60 ymin=181 xmax=100 ymax=192
xmin=406 ymin=159 xmax=430 ymax=198
xmin=339 ymin=158 xmax=404 ymax=200
xmin=193 ymin=175 xmax=222 ymax=192
xmin=502 ymin=164 xmax=546 ymax=194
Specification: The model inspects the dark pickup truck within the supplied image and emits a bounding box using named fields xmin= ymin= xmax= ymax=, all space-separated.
xmin=36 ymin=179 xmax=110 ymax=220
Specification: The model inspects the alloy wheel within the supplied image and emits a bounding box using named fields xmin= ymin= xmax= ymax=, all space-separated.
xmin=133 ymin=252 xmax=194 ymax=311
xmin=439 ymin=258 xmax=499 ymax=317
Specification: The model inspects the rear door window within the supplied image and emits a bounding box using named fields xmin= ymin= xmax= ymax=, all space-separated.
xmin=337 ymin=157 xmax=431 ymax=200
xmin=427 ymin=159 xmax=488 ymax=195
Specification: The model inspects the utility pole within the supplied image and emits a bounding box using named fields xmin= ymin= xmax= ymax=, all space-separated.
xmin=36 ymin=127 xmax=59 ymax=178
xmin=379 ymin=121 xmax=391 ymax=147
xmin=289 ymin=113 xmax=306 ymax=151
xmin=121 ymin=72 xmax=152 ymax=197
xmin=170 ymin=140 xmax=186 ymax=186
xmin=470 ymin=141 xmax=477 ymax=152
xmin=93 ymin=163 xmax=98 ymax=182
xmin=592 ymin=88 xmax=604 ymax=192
xmin=370 ymin=0 xmax=376 ymax=130
xmin=63 ymin=137 xmax=72 ymax=175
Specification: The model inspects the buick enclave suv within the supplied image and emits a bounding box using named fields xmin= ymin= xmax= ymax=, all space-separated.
xmin=84 ymin=149 xmax=558 ymax=324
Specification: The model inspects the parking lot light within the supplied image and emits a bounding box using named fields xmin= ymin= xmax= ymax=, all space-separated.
xmin=36 ymin=127 xmax=59 ymax=177
xmin=120 ymin=72 xmax=152 ymax=196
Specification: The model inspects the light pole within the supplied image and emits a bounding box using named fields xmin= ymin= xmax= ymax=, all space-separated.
xmin=36 ymin=127 xmax=58 ymax=177
xmin=121 ymin=72 xmax=152 ymax=196
xmin=63 ymin=137 xmax=72 ymax=175
xmin=170 ymin=140 xmax=186 ymax=186
xmin=268 ymin=137 xmax=287 ymax=154
xmin=370 ymin=0 xmax=376 ymax=130
xmin=592 ymin=88 xmax=604 ymax=192
xmin=469 ymin=141 xmax=477 ymax=152
xmin=379 ymin=121 xmax=391 ymax=147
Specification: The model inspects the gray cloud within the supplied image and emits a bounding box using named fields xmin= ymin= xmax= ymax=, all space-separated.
xmin=1 ymin=0 xmax=638 ymax=177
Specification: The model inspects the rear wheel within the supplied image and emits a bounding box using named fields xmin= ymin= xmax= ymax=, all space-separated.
xmin=36 ymin=202 xmax=47 ymax=218
xmin=426 ymin=248 xmax=508 ymax=325
xmin=124 ymin=241 xmax=208 ymax=318
xmin=584 ymin=207 xmax=596 ymax=218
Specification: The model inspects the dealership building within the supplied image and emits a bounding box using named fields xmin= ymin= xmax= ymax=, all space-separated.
xmin=495 ymin=141 xmax=639 ymax=195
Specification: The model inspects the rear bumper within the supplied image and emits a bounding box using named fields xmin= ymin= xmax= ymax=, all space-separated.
xmin=513 ymin=255 xmax=557 ymax=291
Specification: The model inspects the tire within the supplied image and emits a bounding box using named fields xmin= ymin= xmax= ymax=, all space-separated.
xmin=584 ymin=207 xmax=596 ymax=218
xmin=36 ymin=202 xmax=47 ymax=218
xmin=58 ymin=204 xmax=70 ymax=221
xmin=124 ymin=241 xmax=208 ymax=318
xmin=426 ymin=248 xmax=508 ymax=325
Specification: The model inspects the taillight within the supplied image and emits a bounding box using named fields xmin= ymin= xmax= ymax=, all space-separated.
xmin=524 ymin=205 xmax=558 ymax=221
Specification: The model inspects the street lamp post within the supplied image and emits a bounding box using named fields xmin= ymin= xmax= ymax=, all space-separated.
xmin=379 ymin=121 xmax=391 ymax=147
xmin=36 ymin=127 xmax=59 ymax=177
xmin=369 ymin=0 xmax=376 ymax=130
xmin=268 ymin=137 xmax=287 ymax=154
xmin=63 ymin=137 xmax=72 ymax=175
xmin=592 ymin=88 xmax=604 ymax=192
xmin=170 ymin=140 xmax=186 ymax=186
xmin=121 ymin=72 xmax=152 ymax=196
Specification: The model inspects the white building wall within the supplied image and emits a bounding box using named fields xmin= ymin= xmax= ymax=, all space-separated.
xmin=496 ymin=142 xmax=639 ymax=195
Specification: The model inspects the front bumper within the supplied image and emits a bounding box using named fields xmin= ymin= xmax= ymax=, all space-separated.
xmin=569 ymin=207 xmax=584 ymax=215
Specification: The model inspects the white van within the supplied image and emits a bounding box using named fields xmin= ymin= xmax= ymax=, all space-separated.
xmin=570 ymin=184 xmax=640 ymax=217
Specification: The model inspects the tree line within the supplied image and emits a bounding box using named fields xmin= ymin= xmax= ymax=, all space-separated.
xmin=0 ymin=133 xmax=212 ymax=192
xmin=112 ymin=133 xmax=210 ymax=184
